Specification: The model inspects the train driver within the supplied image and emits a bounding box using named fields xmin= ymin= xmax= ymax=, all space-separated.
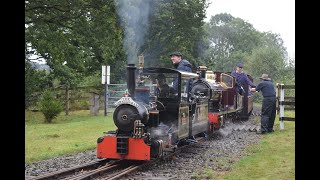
xmin=155 ymin=73 xmax=175 ymax=97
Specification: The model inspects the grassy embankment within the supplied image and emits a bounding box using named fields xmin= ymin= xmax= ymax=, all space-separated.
xmin=26 ymin=110 xmax=294 ymax=180
xmin=194 ymin=110 xmax=295 ymax=180
xmin=25 ymin=110 xmax=116 ymax=163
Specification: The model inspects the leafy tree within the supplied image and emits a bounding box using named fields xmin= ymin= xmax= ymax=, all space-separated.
xmin=246 ymin=32 xmax=289 ymax=83
xmin=25 ymin=0 xmax=125 ymax=87
xmin=25 ymin=61 xmax=52 ymax=109
xmin=247 ymin=46 xmax=284 ymax=81
xmin=205 ymin=13 xmax=263 ymax=72
xmin=141 ymin=0 xmax=209 ymax=69
xmin=204 ymin=12 xmax=293 ymax=86
xmin=38 ymin=90 xmax=63 ymax=123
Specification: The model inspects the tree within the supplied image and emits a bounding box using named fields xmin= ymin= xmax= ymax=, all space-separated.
xmin=246 ymin=32 xmax=290 ymax=84
xmin=38 ymin=90 xmax=63 ymax=123
xmin=205 ymin=13 xmax=263 ymax=72
xmin=141 ymin=0 xmax=209 ymax=69
xmin=25 ymin=0 xmax=126 ymax=87
xmin=25 ymin=61 xmax=52 ymax=109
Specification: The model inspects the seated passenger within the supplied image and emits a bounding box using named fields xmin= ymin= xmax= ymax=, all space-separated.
xmin=155 ymin=74 xmax=175 ymax=97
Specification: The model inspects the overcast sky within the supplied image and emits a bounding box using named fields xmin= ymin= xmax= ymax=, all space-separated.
xmin=205 ymin=0 xmax=295 ymax=59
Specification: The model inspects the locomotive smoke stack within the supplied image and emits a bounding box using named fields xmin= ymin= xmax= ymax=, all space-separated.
xmin=127 ymin=64 xmax=137 ymax=98
xmin=200 ymin=70 xmax=206 ymax=79
xmin=197 ymin=66 xmax=207 ymax=79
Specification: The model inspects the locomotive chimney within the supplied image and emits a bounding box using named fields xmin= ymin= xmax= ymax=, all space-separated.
xmin=127 ymin=64 xmax=136 ymax=98
xmin=197 ymin=66 xmax=207 ymax=79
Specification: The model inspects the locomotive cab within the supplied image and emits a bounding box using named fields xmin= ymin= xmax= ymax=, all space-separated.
xmin=143 ymin=68 xmax=199 ymax=129
xmin=143 ymin=68 xmax=203 ymax=156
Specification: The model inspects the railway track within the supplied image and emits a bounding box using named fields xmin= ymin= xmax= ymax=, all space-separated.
xmin=223 ymin=110 xmax=262 ymax=132
xmin=231 ymin=124 xmax=261 ymax=132
xmin=26 ymin=159 xmax=145 ymax=180
xmin=26 ymin=137 xmax=206 ymax=180
xmin=26 ymin=112 xmax=261 ymax=180
xmin=26 ymin=159 xmax=111 ymax=180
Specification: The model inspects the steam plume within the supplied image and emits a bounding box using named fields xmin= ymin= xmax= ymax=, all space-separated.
xmin=115 ymin=0 xmax=151 ymax=64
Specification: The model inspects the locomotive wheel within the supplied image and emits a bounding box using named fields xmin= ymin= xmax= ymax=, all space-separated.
xmin=113 ymin=104 xmax=139 ymax=132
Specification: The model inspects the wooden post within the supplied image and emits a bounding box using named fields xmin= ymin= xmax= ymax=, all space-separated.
xmin=65 ymin=86 xmax=69 ymax=116
xmin=279 ymin=84 xmax=285 ymax=130
xmin=90 ymin=92 xmax=100 ymax=116
xmin=276 ymin=83 xmax=279 ymax=115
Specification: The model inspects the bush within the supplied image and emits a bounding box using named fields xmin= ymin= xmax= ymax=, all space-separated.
xmin=38 ymin=90 xmax=63 ymax=123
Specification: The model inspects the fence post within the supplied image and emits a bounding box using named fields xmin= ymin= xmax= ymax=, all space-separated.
xmin=65 ymin=85 xmax=69 ymax=116
xmin=279 ymin=84 xmax=285 ymax=130
xmin=276 ymin=83 xmax=279 ymax=115
xmin=90 ymin=92 xmax=100 ymax=116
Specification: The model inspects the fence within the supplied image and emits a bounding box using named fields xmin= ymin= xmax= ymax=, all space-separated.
xmin=103 ymin=84 xmax=127 ymax=114
xmin=56 ymin=85 xmax=103 ymax=115
xmin=27 ymin=84 xmax=127 ymax=115
xmin=60 ymin=84 xmax=127 ymax=115
xmin=276 ymin=83 xmax=295 ymax=130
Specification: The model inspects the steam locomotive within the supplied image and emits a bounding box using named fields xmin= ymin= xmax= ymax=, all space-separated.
xmin=97 ymin=56 xmax=253 ymax=161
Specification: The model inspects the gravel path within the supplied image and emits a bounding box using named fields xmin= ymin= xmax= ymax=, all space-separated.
xmin=120 ymin=118 xmax=262 ymax=179
xmin=25 ymin=113 xmax=262 ymax=179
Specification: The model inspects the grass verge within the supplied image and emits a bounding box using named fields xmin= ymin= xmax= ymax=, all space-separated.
xmin=25 ymin=110 xmax=116 ymax=164
xmin=194 ymin=111 xmax=295 ymax=180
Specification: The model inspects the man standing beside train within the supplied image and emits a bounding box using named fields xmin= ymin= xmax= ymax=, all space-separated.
xmin=169 ymin=52 xmax=193 ymax=94
xmin=231 ymin=63 xmax=255 ymax=95
xmin=251 ymin=74 xmax=276 ymax=134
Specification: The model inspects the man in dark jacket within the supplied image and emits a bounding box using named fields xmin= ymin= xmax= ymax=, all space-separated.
xmin=252 ymin=74 xmax=276 ymax=134
xmin=155 ymin=73 xmax=174 ymax=97
xmin=231 ymin=63 xmax=255 ymax=95
xmin=169 ymin=51 xmax=193 ymax=93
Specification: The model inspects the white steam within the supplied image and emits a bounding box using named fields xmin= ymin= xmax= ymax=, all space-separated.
xmin=115 ymin=0 xmax=151 ymax=64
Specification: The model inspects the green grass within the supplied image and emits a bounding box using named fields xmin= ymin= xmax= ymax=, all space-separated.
xmin=25 ymin=110 xmax=116 ymax=164
xmin=196 ymin=111 xmax=295 ymax=180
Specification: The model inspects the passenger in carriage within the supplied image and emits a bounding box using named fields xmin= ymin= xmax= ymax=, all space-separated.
xmin=231 ymin=63 xmax=255 ymax=95
xmin=155 ymin=73 xmax=175 ymax=98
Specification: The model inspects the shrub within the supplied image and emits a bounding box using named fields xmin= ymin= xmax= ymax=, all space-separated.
xmin=38 ymin=90 xmax=63 ymax=123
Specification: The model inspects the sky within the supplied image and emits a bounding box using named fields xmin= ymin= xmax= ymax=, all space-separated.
xmin=205 ymin=0 xmax=295 ymax=59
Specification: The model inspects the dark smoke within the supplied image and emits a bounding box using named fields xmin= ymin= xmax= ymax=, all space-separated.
xmin=115 ymin=0 xmax=151 ymax=64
